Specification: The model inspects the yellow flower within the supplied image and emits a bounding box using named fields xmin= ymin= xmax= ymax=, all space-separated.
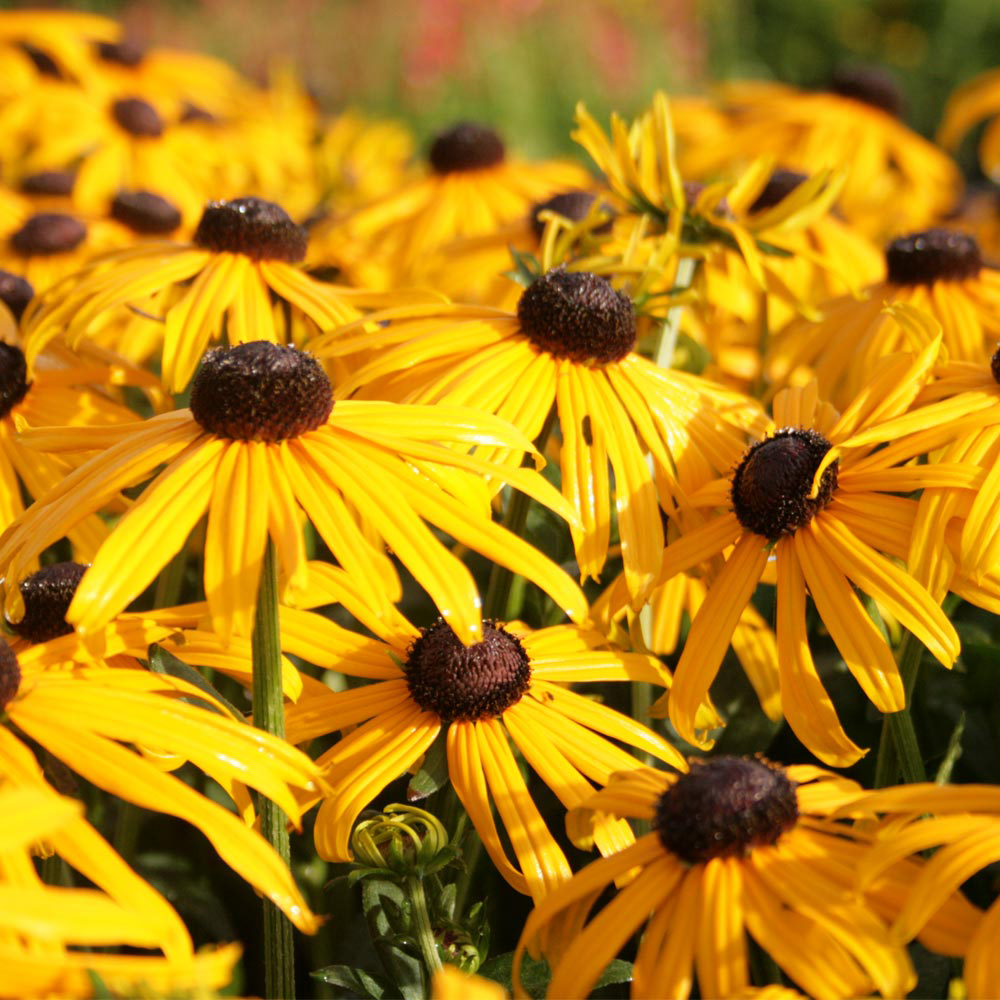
xmin=938 ymin=67 xmax=1000 ymax=183
xmin=0 ymin=341 xmax=585 ymax=644
xmin=21 ymin=196 xmax=375 ymax=391
xmin=275 ymin=600 xmax=683 ymax=915
xmin=514 ymin=759 xmax=979 ymax=1000
xmin=0 ymin=635 xmax=322 ymax=934
xmin=308 ymin=120 xmax=591 ymax=289
xmin=676 ymin=74 xmax=961 ymax=241
xmin=767 ymin=229 xmax=1000 ymax=406
xmin=604 ymin=339 xmax=977 ymax=766
xmin=315 ymin=269 xmax=766 ymax=605
xmin=432 ymin=964 xmax=506 ymax=1000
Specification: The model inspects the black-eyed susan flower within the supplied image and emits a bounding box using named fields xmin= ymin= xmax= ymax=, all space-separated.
xmin=846 ymin=782 xmax=1000 ymax=1000
xmin=938 ymin=67 xmax=1000 ymax=184
xmin=0 ymin=775 xmax=241 ymax=998
xmin=676 ymin=71 xmax=961 ymax=241
xmin=0 ymin=341 xmax=586 ymax=644
xmin=308 ymin=120 xmax=591 ymax=289
xmin=603 ymin=341 xmax=980 ymax=766
xmin=0 ymin=635 xmax=322 ymax=935
xmin=21 ymin=196 xmax=378 ymax=391
xmin=278 ymin=604 xmax=685 ymax=914
xmin=315 ymin=269 xmax=766 ymax=605
xmin=513 ymin=758 xmax=980 ymax=1000
xmin=767 ymin=229 xmax=1000 ymax=406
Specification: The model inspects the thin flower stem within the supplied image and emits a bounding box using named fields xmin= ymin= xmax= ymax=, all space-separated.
xmin=874 ymin=631 xmax=927 ymax=787
xmin=407 ymin=874 xmax=443 ymax=977
xmin=112 ymin=800 xmax=141 ymax=864
xmin=483 ymin=404 xmax=558 ymax=621
xmin=252 ymin=538 xmax=296 ymax=1000
xmin=652 ymin=256 xmax=698 ymax=369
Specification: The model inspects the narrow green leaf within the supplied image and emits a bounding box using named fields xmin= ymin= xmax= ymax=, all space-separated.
xmin=147 ymin=643 xmax=247 ymax=724
xmin=407 ymin=730 xmax=450 ymax=801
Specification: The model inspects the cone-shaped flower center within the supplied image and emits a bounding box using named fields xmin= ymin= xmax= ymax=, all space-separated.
xmin=10 ymin=213 xmax=87 ymax=256
xmin=886 ymin=229 xmax=982 ymax=285
xmin=404 ymin=620 xmax=531 ymax=723
xmin=10 ymin=562 xmax=87 ymax=643
xmin=96 ymin=39 xmax=145 ymax=66
xmin=193 ymin=197 xmax=307 ymax=263
xmin=828 ymin=66 xmax=903 ymax=118
xmin=20 ymin=170 xmax=75 ymax=197
xmin=0 ymin=270 xmax=34 ymax=321
xmin=111 ymin=97 xmax=163 ymax=138
xmin=111 ymin=190 xmax=182 ymax=235
xmin=517 ymin=268 xmax=636 ymax=365
xmin=190 ymin=341 xmax=333 ymax=441
xmin=654 ymin=756 xmax=799 ymax=864
xmin=428 ymin=122 xmax=505 ymax=174
xmin=530 ymin=191 xmax=612 ymax=242
xmin=749 ymin=169 xmax=808 ymax=213
xmin=0 ymin=343 xmax=31 ymax=419
xmin=0 ymin=638 xmax=20 ymax=711
xmin=731 ymin=428 xmax=838 ymax=541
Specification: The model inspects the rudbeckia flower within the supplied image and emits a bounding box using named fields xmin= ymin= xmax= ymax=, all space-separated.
xmin=513 ymin=758 xmax=979 ymax=1000
xmin=22 ymin=196 xmax=378 ymax=391
xmin=0 ymin=762 xmax=240 ymax=998
xmin=675 ymin=71 xmax=961 ymax=241
xmin=308 ymin=120 xmax=591 ymax=289
xmin=604 ymin=339 xmax=977 ymax=766
xmin=0 ymin=341 xmax=586 ymax=643
xmin=315 ymin=268 xmax=766 ymax=604
xmin=938 ymin=66 xmax=1000 ymax=183
xmin=0 ymin=635 xmax=322 ymax=934
xmin=767 ymin=229 xmax=1000 ymax=406
xmin=850 ymin=783 xmax=1000 ymax=1000
xmin=276 ymin=603 xmax=684 ymax=910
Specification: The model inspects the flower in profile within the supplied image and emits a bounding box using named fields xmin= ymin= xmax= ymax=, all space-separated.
xmin=767 ymin=228 xmax=1000 ymax=406
xmin=315 ymin=267 xmax=766 ymax=605
xmin=0 ymin=760 xmax=240 ymax=998
xmin=603 ymin=339 xmax=975 ymax=765
xmin=0 ymin=341 xmax=586 ymax=643
xmin=21 ymin=196 xmax=376 ymax=391
xmin=675 ymin=70 xmax=961 ymax=241
xmin=308 ymin=119 xmax=591 ymax=289
xmin=513 ymin=758 xmax=979 ymax=1000
xmin=938 ymin=66 xmax=1000 ymax=183
xmin=276 ymin=602 xmax=685 ymax=914
xmin=0 ymin=634 xmax=322 ymax=934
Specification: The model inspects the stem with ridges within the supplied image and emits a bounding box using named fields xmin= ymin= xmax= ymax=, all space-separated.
xmin=408 ymin=874 xmax=443 ymax=977
xmin=252 ymin=539 xmax=296 ymax=999
xmin=874 ymin=631 xmax=926 ymax=787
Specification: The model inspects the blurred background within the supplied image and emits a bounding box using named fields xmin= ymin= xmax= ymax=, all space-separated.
xmin=8 ymin=0 xmax=1000 ymax=172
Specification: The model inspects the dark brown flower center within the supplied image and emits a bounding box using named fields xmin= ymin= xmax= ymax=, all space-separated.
xmin=654 ymin=756 xmax=799 ymax=864
xmin=530 ymin=191 xmax=613 ymax=242
xmin=517 ymin=268 xmax=635 ymax=365
xmin=111 ymin=97 xmax=164 ymax=138
xmin=190 ymin=341 xmax=332 ymax=441
xmin=886 ymin=229 xmax=982 ymax=285
xmin=749 ymin=170 xmax=808 ymax=213
xmin=10 ymin=214 xmax=87 ymax=257
xmin=193 ymin=197 xmax=307 ymax=262
xmin=9 ymin=562 xmax=87 ymax=644
xmin=991 ymin=345 xmax=1000 ymax=386
xmin=828 ymin=66 xmax=903 ymax=118
xmin=731 ymin=428 xmax=838 ymax=541
xmin=96 ymin=39 xmax=146 ymax=67
xmin=0 ymin=343 xmax=32 ymax=418
xmin=0 ymin=271 xmax=34 ymax=322
xmin=404 ymin=619 xmax=531 ymax=723
xmin=0 ymin=639 xmax=20 ymax=711
xmin=111 ymin=190 xmax=182 ymax=235
xmin=428 ymin=122 xmax=505 ymax=174
xmin=19 ymin=41 xmax=62 ymax=78
xmin=20 ymin=170 xmax=76 ymax=197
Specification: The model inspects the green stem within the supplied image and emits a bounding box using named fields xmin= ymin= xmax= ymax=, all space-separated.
xmin=483 ymin=404 xmax=558 ymax=621
xmin=874 ymin=631 xmax=926 ymax=787
xmin=653 ymin=256 xmax=698 ymax=369
xmin=252 ymin=539 xmax=295 ymax=1000
xmin=407 ymin=874 xmax=443 ymax=977
xmin=112 ymin=800 xmax=141 ymax=865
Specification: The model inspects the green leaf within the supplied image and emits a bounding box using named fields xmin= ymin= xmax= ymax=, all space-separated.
xmin=311 ymin=964 xmax=390 ymax=998
xmin=480 ymin=952 xmax=632 ymax=998
xmin=147 ymin=643 xmax=247 ymax=724
xmin=407 ymin=730 xmax=450 ymax=801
